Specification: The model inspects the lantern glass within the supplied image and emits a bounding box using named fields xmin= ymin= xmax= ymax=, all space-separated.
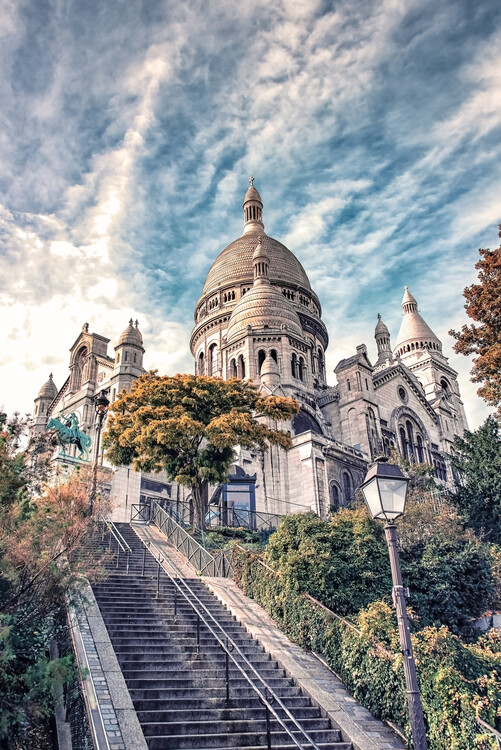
xmin=361 ymin=470 xmax=409 ymax=521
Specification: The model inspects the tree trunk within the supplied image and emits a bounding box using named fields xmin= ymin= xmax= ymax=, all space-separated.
xmin=192 ymin=479 xmax=209 ymax=531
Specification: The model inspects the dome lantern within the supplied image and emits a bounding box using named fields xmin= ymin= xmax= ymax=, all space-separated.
xmin=243 ymin=177 xmax=264 ymax=235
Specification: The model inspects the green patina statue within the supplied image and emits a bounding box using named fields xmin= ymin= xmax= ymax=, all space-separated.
xmin=46 ymin=412 xmax=92 ymax=461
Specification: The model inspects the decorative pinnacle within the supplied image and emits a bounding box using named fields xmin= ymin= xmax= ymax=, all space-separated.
xmin=377 ymin=313 xmax=381 ymax=321
xmin=249 ymin=176 xmax=254 ymax=187
xmin=129 ymin=318 xmax=133 ymax=326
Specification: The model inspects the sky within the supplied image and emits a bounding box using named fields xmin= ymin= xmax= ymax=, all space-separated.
xmin=1 ymin=0 xmax=500 ymax=428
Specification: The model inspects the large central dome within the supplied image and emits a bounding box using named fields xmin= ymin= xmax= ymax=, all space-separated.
xmin=202 ymin=230 xmax=312 ymax=296
xmin=191 ymin=181 xmax=328 ymax=358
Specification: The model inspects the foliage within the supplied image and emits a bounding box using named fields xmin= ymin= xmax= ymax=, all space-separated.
xmin=261 ymin=508 xmax=494 ymax=633
xmin=400 ymin=534 xmax=494 ymax=634
xmin=232 ymin=544 xmax=501 ymax=749
xmin=449 ymin=228 xmax=501 ymax=416
xmin=264 ymin=510 xmax=392 ymax=615
xmin=103 ymin=372 xmax=299 ymax=529
xmin=0 ymin=414 xmax=108 ymax=744
xmin=449 ymin=417 xmax=501 ymax=544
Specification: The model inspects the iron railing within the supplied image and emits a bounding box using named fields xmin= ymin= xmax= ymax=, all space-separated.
xmin=131 ymin=502 xmax=233 ymax=577
xmin=151 ymin=502 xmax=233 ymax=577
xmin=98 ymin=517 xmax=132 ymax=574
xmin=159 ymin=498 xmax=282 ymax=533
xmin=138 ymin=535 xmax=322 ymax=750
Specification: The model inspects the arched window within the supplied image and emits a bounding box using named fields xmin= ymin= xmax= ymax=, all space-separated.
xmin=124 ymin=351 xmax=128 ymax=362
xmin=299 ymin=356 xmax=305 ymax=382
xmin=209 ymin=343 xmax=218 ymax=376
xmin=440 ymin=378 xmax=451 ymax=398
xmin=72 ymin=346 xmax=88 ymax=391
xmin=416 ymin=434 xmax=424 ymax=463
xmin=230 ymin=358 xmax=237 ymax=378
xmin=406 ymin=421 xmax=415 ymax=463
xmin=134 ymin=352 xmax=137 ymax=363
xmin=342 ymin=472 xmax=353 ymax=504
xmin=270 ymin=349 xmax=278 ymax=363
xmin=318 ymin=348 xmax=325 ymax=379
xmin=238 ymin=355 xmax=245 ymax=379
xmin=198 ymin=352 xmax=205 ymax=375
xmin=258 ymin=350 xmax=266 ymax=373
xmin=330 ymin=483 xmax=340 ymax=511
xmin=116 ymin=353 xmax=120 ymax=364
xmin=399 ymin=426 xmax=408 ymax=460
xmin=291 ymin=352 xmax=298 ymax=378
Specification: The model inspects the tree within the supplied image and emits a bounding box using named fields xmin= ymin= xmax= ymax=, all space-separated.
xmin=0 ymin=413 xmax=109 ymax=746
xmin=103 ymin=372 xmax=299 ymax=530
xmin=449 ymin=416 xmax=501 ymax=544
xmin=449 ymin=227 xmax=501 ymax=416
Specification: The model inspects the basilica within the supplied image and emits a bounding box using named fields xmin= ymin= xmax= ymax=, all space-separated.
xmin=32 ymin=181 xmax=468 ymax=521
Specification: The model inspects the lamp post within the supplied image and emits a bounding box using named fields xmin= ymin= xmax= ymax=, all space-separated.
xmin=359 ymin=458 xmax=428 ymax=750
xmin=89 ymin=389 xmax=110 ymax=515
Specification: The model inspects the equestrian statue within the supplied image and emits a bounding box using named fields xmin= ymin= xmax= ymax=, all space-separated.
xmin=46 ymin=412 xmax=92 ymax=461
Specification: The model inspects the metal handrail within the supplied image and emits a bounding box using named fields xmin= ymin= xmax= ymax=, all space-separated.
xmin=100 ymin=517 xmax=132 ymax=554
xmin=149 ymin=502 xmax=232 ymax=577
xmin=139 ymin=535 xmax=322 ymax=750
xmin=477 ymin=717 xmax=501 ymax=749
xmin=99 ymin=518 xmax=132 ymax=574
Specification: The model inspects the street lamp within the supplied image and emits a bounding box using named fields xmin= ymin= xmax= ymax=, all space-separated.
xmin=89 ymin=389 xmax=110 ymax=514
xmin=359 ymin=458 xmax=428 ymax=750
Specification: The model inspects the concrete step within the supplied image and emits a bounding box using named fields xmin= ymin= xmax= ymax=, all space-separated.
xmin=90 ymin=524 xmax=351 ymax=750
xmin=136 ymin=707 xmax=323 ymax=722
xmin=145 ymin=730 xmax=350 ymax=749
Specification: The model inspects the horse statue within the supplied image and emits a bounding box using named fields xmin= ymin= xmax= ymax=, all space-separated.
xmin=46 ymin=412 xmax=92 ymax=462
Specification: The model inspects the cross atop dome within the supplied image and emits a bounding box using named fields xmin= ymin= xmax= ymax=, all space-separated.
xmin=249 ymin=175 xmax=254 ymax=187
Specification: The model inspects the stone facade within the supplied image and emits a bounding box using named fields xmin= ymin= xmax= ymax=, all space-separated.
xmin=33 ymin=180 xmax=469 ymax=522
xmin=32 ymin=320 xmax=175 ymax=522
xmin=190 ymin=182 xmax=468 ymax=517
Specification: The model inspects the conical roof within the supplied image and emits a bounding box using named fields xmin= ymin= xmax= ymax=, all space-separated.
xmin=243 ymin=184 xmax=262 ymax=204
xmin=38 ymin=373 xmax=58 ymax=399
xmin=375 ymin=313 xmax=390 ymax=336
xmin=394 ymin=287 xmax=442 ymax=354
xmin=118 ymin=319 xmax=143 ymax=347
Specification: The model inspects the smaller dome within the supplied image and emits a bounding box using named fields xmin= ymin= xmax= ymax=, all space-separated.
xmin=226 ymin=285 xmax=302 ymax=344
xmin=243 ymin=185 xmax=262 ymax=205
xmin=118 ymin=319 xmax=143 ymax=347
xmin=375 ymin=313 xmax=389 ymax=336
xmin=38 ymin=373 xmax=58 ymax=399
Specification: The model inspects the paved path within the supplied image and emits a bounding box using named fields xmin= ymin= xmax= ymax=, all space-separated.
xmin=131 ymin=522 xmax=407 ymax=750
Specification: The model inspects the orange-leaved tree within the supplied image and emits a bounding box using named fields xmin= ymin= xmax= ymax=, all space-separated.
xmin=449 ymin=226 xmax=501 ymax=416
xmin=103 ymin=372 xmax=300 ymax=530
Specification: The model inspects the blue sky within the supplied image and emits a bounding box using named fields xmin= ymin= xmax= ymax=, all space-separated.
xmin=1 ymin=0 xmax=500 ymax=427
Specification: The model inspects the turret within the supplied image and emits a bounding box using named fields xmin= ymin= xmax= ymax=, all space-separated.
xmin=33 ymin=373 xmax=58 ymax=434
xmin=114 ymin=319 xmax=144 ymax=376
xmin=374 ymin=313 xmax=393 ymax=367
xmin=260 ymin=353 xmax=281 ymax=391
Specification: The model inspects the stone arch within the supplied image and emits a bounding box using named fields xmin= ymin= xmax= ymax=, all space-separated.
xmin=292 ymin=408 xmax=323 ymax=436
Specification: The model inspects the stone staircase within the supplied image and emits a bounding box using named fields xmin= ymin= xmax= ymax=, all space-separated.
xmin=90 ymin=523 xmax=352 ymax=750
